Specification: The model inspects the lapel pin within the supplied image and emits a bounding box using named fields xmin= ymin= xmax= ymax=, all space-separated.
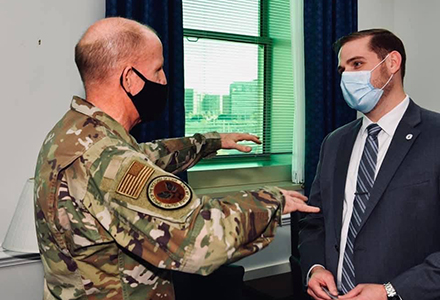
xmin=406 ymin=134 xmax=413 ymax=140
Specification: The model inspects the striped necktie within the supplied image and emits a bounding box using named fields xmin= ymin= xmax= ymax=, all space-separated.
xmin=341 ymin=123 xmax=382 ymax=294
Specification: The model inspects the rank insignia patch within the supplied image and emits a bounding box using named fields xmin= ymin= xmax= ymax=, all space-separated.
xmin=116 ymin=161 xmax=155 ymax=199
xmin=147 ymin=176 xmax=192 ymax=210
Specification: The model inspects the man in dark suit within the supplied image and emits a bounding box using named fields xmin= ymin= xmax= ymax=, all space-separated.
xmin=299 ymin=29 xmax=440 ymax=300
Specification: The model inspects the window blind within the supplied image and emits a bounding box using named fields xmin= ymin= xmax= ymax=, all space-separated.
xmin=183 ymin=0 xmax=295 ymax=156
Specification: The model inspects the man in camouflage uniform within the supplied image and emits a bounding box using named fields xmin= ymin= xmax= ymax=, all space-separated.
xmin=34 ymin=17 xmax=319 ymax=300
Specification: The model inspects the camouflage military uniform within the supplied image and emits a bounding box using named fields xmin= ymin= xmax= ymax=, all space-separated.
xmin=35 ymin=96 xmax=286 ymax=300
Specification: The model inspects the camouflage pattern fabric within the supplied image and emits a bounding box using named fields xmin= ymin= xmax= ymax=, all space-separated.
xmin=35 ymin=96 xmax=285 ymax=300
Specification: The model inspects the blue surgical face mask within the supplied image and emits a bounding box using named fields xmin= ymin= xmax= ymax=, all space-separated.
xmin=340 ymin=54 xmax=393 ymax=113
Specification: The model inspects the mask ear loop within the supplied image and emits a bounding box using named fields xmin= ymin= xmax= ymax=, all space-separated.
xmin=371 ymin=53 xmax=391 ymax=73
xmin=371 ymin=53 xmax=394 ymax=90
xmin=131 ymin=67 xmax=149 ymax=82
xmin=120 ymin=67 xmax=148 ymax=97
xmin=380 ymin=73 xmax=394 ymax=90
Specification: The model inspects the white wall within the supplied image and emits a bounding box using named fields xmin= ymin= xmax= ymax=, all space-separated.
xmin=0 ymin=259 xmax=43 ymax=300
xmin=358 ymin=0 xmax=395 ymax=31
xmin=359 ymin=0 xmax=440 ymax=113
xmin=0 ymin=1 xmax=105 ymax=244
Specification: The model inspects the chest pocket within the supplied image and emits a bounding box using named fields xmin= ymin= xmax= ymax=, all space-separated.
xmin=387 ymin=172 xmax=433 ymax=192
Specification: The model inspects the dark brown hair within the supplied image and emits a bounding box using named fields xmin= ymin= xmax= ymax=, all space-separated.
xmin=333 ymin=29 xmax=406 ymax=80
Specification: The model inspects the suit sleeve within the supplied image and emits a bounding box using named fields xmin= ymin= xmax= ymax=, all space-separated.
xmin=83 ymin=140 xmax=285 ymax=276
xmin=138 ymin=132 xmax=221 ymax=174
xmin=391 ymin=252 xmax=440 ymax=300
xmin=298 ymin=134 xmax=329 ymax=282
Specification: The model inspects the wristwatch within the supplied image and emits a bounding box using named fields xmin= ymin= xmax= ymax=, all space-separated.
xmin=383 ymin=282 xmax=400 ymax=299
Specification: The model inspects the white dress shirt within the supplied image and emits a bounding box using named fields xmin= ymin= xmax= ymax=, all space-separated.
xmin=336 ymin=95 xmax=410 ymax=289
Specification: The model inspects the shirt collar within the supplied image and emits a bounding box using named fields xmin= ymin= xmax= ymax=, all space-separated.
xmin=360 ymin=95 xmax=410 ymax=137
xmin=70 ymin=96 xmax=138 ymax=146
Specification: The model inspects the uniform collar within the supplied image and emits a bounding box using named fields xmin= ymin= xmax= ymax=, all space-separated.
xmin=71 ymin=96 xmax=139 ymax=146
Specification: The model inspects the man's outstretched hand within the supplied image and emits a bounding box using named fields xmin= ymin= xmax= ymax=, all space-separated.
xmin=219 ymin=133 xmax=261 ymax=153
xmin=279 ymin=188 xmax=320 ymax=214
xmin=218 ymin=134 xmax=320 ymax=214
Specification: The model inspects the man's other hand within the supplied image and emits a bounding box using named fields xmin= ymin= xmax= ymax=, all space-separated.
xmin=279 ymin=189 xmax=320 ymax=214
xmin=307 ymin=266 xmax=338 ymax=300
xmin=339 ymin=284 xmax=387 ymax=300
xmin=219 ymin=133 xmax=261 ymax=153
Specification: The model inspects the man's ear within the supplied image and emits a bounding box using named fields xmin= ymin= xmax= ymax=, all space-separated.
xmin=120 ymin=66 xmax=134 ymax=95
xmin=388 ymin=50 xmax=402 ymax=75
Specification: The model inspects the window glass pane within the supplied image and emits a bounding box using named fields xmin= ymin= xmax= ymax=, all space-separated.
xmin=182 ymin=0 xmax=260 ymax=37
xmin=184 ymin=38 xmax=264 ymax=155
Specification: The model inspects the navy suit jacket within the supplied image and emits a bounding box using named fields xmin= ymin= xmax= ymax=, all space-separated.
xmin=298 ymin=100 xmax=440 ymax=300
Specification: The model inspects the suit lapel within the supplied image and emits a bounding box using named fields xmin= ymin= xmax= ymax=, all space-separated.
xmin=333 ymin=119 xmax=362 ymax=242
xmin=357 ymin=100 xmax=422 ymax=233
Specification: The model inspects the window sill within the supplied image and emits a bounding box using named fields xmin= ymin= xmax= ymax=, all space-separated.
xmin=189 ymin=153 xmax=292 ymax=172
xmin=188 ymin=154 xmax=300 ymax=195
xmin=188 ymin=153 xmax=300 ymax=227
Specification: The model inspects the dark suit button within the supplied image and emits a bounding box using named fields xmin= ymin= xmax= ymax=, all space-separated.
xmin=335 ymin=244 xmax=339 ymax=252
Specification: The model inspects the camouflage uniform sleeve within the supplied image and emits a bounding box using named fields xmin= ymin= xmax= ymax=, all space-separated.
xmin=84 ymin=137 xmax=285 ymax=276
xmin=138 ymin=132 xmax=221 ymax=174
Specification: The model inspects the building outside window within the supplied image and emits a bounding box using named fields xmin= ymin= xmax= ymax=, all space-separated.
xmin=183 ymin=0 xmax=296 ymax=158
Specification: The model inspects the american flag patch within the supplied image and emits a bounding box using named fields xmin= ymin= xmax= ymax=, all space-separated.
xmin=116 ymin=161 xmax=155 ymax=199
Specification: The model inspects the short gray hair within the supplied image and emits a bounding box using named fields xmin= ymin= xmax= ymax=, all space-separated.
xmin=75 ymin=18 xmax=149 ymax=86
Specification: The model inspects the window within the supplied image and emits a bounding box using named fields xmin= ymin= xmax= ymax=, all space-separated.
xmin=183 ymin=0 xmax=295 ymax=157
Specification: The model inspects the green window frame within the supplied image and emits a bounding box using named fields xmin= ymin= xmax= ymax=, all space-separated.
xmin=183 ymin=0 xmax=295 ymax=161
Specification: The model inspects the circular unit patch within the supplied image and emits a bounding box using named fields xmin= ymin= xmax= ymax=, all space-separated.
xmin=147 ymin=176 xmax=192 ymax=210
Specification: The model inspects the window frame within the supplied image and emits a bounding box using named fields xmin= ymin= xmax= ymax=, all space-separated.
xmin=183 ymin=0 xmax=275 ymax=158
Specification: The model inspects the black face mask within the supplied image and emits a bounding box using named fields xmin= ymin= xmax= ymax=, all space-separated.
xmin=120 ymin=67 xmax=168 ymax=122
